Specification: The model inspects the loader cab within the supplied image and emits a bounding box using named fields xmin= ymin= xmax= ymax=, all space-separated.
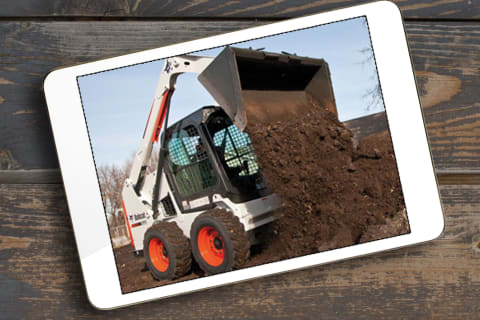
xmin=206 ymin=108 xmax=268 ymax=196
xmin=162 ymin=106 xmax=269 ymax=213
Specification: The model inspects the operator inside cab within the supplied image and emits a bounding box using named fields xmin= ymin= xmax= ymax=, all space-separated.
xmin=206 ymin=109 xmax=266 ymax=196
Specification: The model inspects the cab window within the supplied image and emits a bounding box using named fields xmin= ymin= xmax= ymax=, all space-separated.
xmin=167 ymin=125 xmax=217 ymax=197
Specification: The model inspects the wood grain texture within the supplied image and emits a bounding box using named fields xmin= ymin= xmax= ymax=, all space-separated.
xmin=0 ymin=0 xmax=478 ymax=318
xmin=436 ymin=170 xmax=480 ymax=185
xmin=0 ymin=21 xmax=478 ymax=174
xmin=1 ymin=0 xmax=480 ymax=19
xmin=0 ymin=169 xmax=61 ymax=184
xmin=0 ymin=183 xmax=478 ymax=319
xmin=408 ymin=23 xmax=480 ymax=172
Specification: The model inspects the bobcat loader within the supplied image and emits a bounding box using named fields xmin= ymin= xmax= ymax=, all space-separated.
xmin=121 ymin=47 xmax=337 ymax=280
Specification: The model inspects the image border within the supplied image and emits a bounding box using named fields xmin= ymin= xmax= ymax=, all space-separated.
xmin=76 ymin=14 xmax=410 ymax=295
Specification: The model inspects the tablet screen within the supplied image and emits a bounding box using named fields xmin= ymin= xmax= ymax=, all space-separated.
xmin=77 ymin=16 xmax=410 ymax=294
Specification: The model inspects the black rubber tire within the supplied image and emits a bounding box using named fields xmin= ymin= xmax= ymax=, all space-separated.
xmin=190 ymin=209 xmax=250 ymax=275
xmin=143 ymin=222 xmax=191 ymax=280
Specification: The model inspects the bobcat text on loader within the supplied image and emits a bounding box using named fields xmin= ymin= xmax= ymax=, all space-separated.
xmin=121 ymin=47 xmax=337 ymax=280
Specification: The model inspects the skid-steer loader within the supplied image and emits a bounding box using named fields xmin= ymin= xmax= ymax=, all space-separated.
xmin=121 ymin=47 xmax=337 ymax=280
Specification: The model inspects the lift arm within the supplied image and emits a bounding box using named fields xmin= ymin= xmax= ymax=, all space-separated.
xmin=127 ymin=55 xmax=214 ymax=198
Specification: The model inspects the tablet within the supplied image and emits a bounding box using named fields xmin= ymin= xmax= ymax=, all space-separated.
xmin=43 ymin=1 xmax=444 ymax=310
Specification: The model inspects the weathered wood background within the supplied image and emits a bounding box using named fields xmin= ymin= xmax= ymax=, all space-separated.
xmin=0 ymin=1 xmax=479 ymax=319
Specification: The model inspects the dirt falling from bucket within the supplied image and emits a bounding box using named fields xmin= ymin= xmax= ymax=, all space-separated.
xmin=243 ymin=90 xmax=409 ymax=265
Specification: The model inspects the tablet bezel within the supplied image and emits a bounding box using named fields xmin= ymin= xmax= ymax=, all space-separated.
xmin=43 ymin=1 xmax=444 ymax=310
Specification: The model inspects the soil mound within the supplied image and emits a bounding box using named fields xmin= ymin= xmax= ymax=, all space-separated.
xmin=244 ymin=90 xmax=409 ymax=264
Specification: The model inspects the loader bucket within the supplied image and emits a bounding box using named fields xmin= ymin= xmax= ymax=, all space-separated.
xmin=198 ymin=46 xmax=338 ymax=130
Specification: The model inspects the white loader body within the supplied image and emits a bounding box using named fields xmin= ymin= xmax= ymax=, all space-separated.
xmin=122 ymin=170 xmax=280 ymax=251
xmin=121 ymin=50 xmax=281 ymax=252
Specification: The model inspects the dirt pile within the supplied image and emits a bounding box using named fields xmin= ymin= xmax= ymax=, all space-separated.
xmin=244 ymin=90 xmax=409 ymax=264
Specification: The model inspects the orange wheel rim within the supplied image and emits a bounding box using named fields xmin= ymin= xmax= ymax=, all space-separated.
xmin=197 ymin=226 xmax=225 ymax=267
xmin=149 ymin=238 xmax=169 ymax=272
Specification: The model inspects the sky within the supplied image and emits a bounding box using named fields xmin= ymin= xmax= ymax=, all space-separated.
xmin=78 ymin=17 xmax=384 ymax=167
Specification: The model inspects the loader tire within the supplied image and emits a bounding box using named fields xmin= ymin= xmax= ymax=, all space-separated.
xmin=144 ymin=221 xmax=191 ymax=280
xmin=190 ymin=208 xmax=250 ymax=275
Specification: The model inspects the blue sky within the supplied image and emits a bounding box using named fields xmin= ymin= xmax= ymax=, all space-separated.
xmin=79 ymin=17 xmax=384 ymax=167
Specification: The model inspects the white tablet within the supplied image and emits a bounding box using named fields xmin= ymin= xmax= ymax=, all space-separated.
xmin=43 ymin=1 xmax=444 ymax=310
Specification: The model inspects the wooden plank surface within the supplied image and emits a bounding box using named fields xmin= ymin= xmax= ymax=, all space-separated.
xmin=1 ymin=0 xmax=479 ymax=317
xmin=0 ymin=169 xmax=61 ymax=184
xmin=436 ymin=171 xmax=480 ymax=185
xmin=0 ymin=21 xmax=479 ymax=175
xmin=0 ymin=183 xmax=478 ymax=319
xmin=1 ymin=0 xmax=480 ymax=19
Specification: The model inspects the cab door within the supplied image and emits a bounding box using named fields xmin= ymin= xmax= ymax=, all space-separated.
xmin=164 ymin=124 xmax=219 ymax=212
